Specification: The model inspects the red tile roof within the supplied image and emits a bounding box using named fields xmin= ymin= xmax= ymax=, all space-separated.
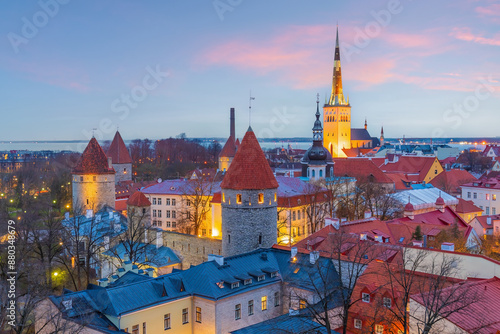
xmin=219 ymin=135 xmax=237 ymax=158
xmin=380 ymin=156 xmax=440 ymax=182
xmin=430 ymin=169 xmax=476 ymax=195
xmin=332 ymin=158 xmax=394 ymax=184
xmin=473 ymin=214 xmax=500 ymax=229
xmin=385 ymin=172 xmax=411 ymax=190
xmin=455 ymin=198 xmax=482 ymax=214
xmin=73 ymin=138 xmax=115 ymax=175
xmin=221 ymin=128 xmax=278 ymax=190
xmin=107 ymin=131 xmax=132 ymax=164
xmin=127 ymin=191 xmax=151 ymax=207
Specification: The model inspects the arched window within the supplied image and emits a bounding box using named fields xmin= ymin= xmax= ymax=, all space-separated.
xmin=312 ymin=170 xmax=316 ymax=178
xmin=236 ymin=194 xmax=242 ymax=204
xmin=330 ymin=167 xmax=333 ymax=176
xmin=258 ymin=193 xmax=264 ymax=204
xmin=319 ymin=170 xmax=323 ymax=178
xmin=307 ymin=168 xmax=310 ymax=177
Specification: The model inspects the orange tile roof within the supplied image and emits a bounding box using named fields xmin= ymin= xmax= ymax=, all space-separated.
xmin=385 ymin=172 xmax=411 ymax=190
xmin=455 ymin=198 xmax=482 ymax=214
xmin=380 ymin=156 xmax=439 ymax=182
xmin=73 ymin=138 xmax=115 ymax=175
xmin=107 ymin=131 xmax=132 ymax=164
xmin=430 ymin=169 xmax=476 ymax=195
xmin=219 ymin=135 xmax=237 ymax=158
xmin=221 ymin=128 xmax=278 ymax=190
xmin=332 ymin=158 xmax=394 ymax=184
xmin=127 ymin=191 xmax=151 ymax=207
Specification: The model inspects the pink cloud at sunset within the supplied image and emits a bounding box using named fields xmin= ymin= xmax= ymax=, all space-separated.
xmin=450 ymin=27 xmax=500 ymax=46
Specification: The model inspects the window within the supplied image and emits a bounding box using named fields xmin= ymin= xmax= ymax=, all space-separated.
xmin=235 ymin=304 xmax=241 ymax=320
xmin=80 ymin=176 xmax=83 ymax=182
xmin=298 ymin=210 xmax=301 ymax=220
xmin=231 ymin=282 xmax=239 ymax=289
xmin=164 ymin=313 xmax=171 ymax=330
xmin=486 ymin=194 xmax=490 ymax=200
xmin=299 ymin=299 xmax=306 ymax=309
xmin=375 ymin=324 xmax=384 ymax=334
xmin=274 ymin=291 xmax=280 ymax=307
xmin=172 ymin=221 xmax=177 ymax=228
xmin=166 ymin=210 xmax=171 ymax=218
xmin=182 ymin=308 xmax=189 ymax=324
xmin=152 ymin=198 xmax=157 ymax=205
xmin=258 ymin=193 xmax=264 ymax=204
xmin=354 ymin=319 xmax=362 ymax=329
xmin=261 ymin=296 xmax=267 ymax=310
xmin=93 ymin=175 xmax=96 ymax=181
xmin=236 ymin=194 xmax=242 ymax=204
xmin=362 ymin=292 xmax=370 ymax=303
xmin=153 ymin=210 xmax=157 ymax=218
xmin=143 ymin=322 xmax=146 ymax=334
xmin=166 ymin=198 xmax=171 ymax=205
xmin=166 ymin=221 xmax=171 ymax=228
xmin=187 ymin=199 xmax=191 ymax=206
xmin=312 ymin=170 xmax=315 ymax=178
xmin=319 ymin=169 xmax=323 ymax=177
xmin=196 ymin=307 xmax=201 ymax=323
xmin=131 ymin=325 xmax=139 ymax=334
xmin=202 ymin=229 xmax=206 ymax=236
xmin=474 ymin=193 xmax=477 ymax=199
xmin=172 ymin=199 xmax=176 ymax=206
xmin=292 ymin=211 xmax=296 ymax=221
xmin=494 ymin=194 xmax=497 ymax=201
xmin=158 ymin=210 xmax=162 ymax=218
xmin=467 ymin=192 xmax=471 ymax=198
xmin=494 ymin=208 xmax=497 ymax=215
xmin=244 ymin=278 xmax=252 ymax=285
xmin=383 ymin=297 xmax=392 ymax=308
xmin=257 ymin=275 xmax=265 ymax=282
xmin=158 ymin=198 xmax=162 ymax=205
xmin=486 ymin=207 xmax=490 ymax=215
xmin=248 ymin=300 xmax=254 ymax=315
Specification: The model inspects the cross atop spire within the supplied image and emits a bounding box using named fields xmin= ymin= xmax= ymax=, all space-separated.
xmin=328 ymin=25 xmax=348 ymax=106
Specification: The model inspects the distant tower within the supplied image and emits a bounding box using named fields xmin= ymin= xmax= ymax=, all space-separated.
xmin=301 ymin=96 xmax=334 ymax=181
xmin=380 ymin=126 xmax=385 ymax=146
xmin=127 ymin=191 xmax=151 ymax=227
xmin=72 ymin=138 xmax=116 ymax=212
xmin=220 ymin=127 xmax=279 ymax=257
xmin=218 ymin=108 xmax=238 ymax=172
xmin=107 ymin=131 xmax=132 ymax=184
xmin=364 ymin=118 xmax=368 ymax=130
xmin=323 ymin=26 xmax=351 ymax=158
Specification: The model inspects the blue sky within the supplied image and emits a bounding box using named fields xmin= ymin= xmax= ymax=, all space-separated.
xmin=1 ymin=0 xmax=499 ymax=142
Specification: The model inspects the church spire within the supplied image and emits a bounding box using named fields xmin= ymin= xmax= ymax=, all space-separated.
xmin=313 ymin=93 xmax=323 ymax=143
xmin=328 ymin=26 xmax=347 ymax=106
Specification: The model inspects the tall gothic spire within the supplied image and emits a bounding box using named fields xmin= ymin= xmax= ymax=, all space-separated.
xmin=328 ymin=26 xmax=347 ymax=106
xmin=313 ymin=93 xmax=323 ymax=143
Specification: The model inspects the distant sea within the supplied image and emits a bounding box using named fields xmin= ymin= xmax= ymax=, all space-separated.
xmin=0 ymin=137 xmax=497 ymax=153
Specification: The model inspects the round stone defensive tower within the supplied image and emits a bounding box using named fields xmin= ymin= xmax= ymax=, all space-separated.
xmin=220 ymin=127 xmax=279 ymax=257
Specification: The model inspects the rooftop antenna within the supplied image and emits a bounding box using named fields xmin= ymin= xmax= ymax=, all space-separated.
xmin=249 ymin=90 xmax=255 ymax=127
xmin=92 ymin=128 xmax=97 ymax=138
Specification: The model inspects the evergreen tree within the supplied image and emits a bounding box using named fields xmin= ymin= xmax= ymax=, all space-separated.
xmin=412 ymin=225 xmax=423 ymax=241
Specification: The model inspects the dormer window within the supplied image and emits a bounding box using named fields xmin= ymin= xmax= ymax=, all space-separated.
xmin=257 ymin=275 xmax=265 ymax=282
xmin=244 ymin=279 xmax=252 ymax=285
xmin=270 ymin=272 xmax=278 ymax=278
xmin=362 ymin=292 xmax=370 ymax=303
xmin=236 ymin=194 xmax=242 ymax=204
xmin=231 ymin=282 xmax=239 ymax=289
xmin=258 ymin=193 xmax=264 ymax=204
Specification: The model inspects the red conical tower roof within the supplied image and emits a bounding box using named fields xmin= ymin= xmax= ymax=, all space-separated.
xmin=127 ymin=191 xmax=151 ymax=207
xmin=219 ymin=135 xmax=237 ymax=158
xmin=107 ymin=131 xmax=132 ymax=164
xmin=221 ymin=127 xmax=278 ymax=190
xmin=73 ymin=138 xmax=115 ymax=175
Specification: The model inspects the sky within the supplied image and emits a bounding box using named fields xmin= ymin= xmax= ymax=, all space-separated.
xmin=1 ymin=0 xmax=499 ymax=143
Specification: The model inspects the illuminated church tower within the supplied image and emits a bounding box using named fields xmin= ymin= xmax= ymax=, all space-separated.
xmin=323 ymin=27 xmax=351 ymax=158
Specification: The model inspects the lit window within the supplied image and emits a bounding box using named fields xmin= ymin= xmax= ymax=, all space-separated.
xmin=182 ymin=308 xmax=189 ymax=324
xmin=354 ymin=319 xmax=362 ymax=329
xmin=375 ymin=324 xmax=384 ymax=334
xmin=274 ymin=291 xmax=280 ymax=307
xmin=362 ymin=292 xmax=370 ymax=303
xmin=486 ymin=194 xmax=490 ymax=200
xmin=235 ymin=304 xmax=241 ymax=320
xmin=248 ymin=300 xmax=254 ymax=315
xmin=236 ymin=194 xmax=242 ymax=204
xmin=164 ymin=313 xmax=170 ymax=330
xmin=494 ymin=195 xmax=497 ymax=201
xmin=258 ymin=193 xmax=264 ymax=204
xmin=299 ymin=299 xmax=306 ymax=309
xmin=383 ymin=297 xmax=392 ymax=308
xmin=222 ymin=193 xmax=225 ymax=203
xmin=196 ymin=307 xmax=201 ymax=323
xmin=261 ymin=296 xmax=267 ymax=310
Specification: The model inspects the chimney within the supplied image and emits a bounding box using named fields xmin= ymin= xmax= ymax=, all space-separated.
xmin=441 ymin=242 xmax=455 ymax=252
xmin=230 ymin=107 xmax=235 ymax=139
xmin=208 ymin=254 xmax=224 ymax=266
xmin=291 ymin=247 xmax=298 ymax=259
xmin=310 ymin=251 xmax=319 ymax=265
xmin=156 ymin=230 xmax=163 ymax=249
xmin=108 ymin=156 xmax=113 ymax=169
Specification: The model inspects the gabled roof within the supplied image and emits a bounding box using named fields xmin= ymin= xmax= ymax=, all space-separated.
xmin=380 ymin=156 xmax=440 ymax=182
xmin=430 ymin=169 xmax=476 ymax=195
xmin=332 ymin=158 xmax=394 ymax=184
xmin=102 ymin=242 xmax=181 ymax=268
xmin=126 ymin=191 xmax=151 ymax=207
xmin=351 ymin=128 xmax=373 ymax=141
xmin=221 ymin=128 xmax=278 ymax=190
xmin=455 ymin=198 xmax=482 ymax=214
xmin=219 ymin=135 xmax=237 ymax=158
xmin=107 ymin=131 xmax=132 ymax=164
xmin=472 ymin=214 xmax=500 ymax=229
xmin=73 ymin=138 xmax=115 ymax=175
